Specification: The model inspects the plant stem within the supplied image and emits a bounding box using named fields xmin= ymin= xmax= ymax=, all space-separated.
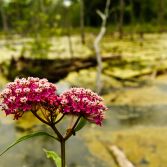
xmin=61 ymin=140 xmax=66 ymax=167
xmin=31 ymin=110 xmax=50 ymax=125
xmin=64 ymin=115 xmax=81 ymax=140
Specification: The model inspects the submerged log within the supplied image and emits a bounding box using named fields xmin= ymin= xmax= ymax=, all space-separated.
xmin=0 ymin=55 xmax=121 ymax=82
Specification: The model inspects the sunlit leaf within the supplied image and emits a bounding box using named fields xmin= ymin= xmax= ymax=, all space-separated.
xmin=0 ymin=131 xmax=59 ymax=156
xmin=43 ymin=149 xmax=61 ymax=167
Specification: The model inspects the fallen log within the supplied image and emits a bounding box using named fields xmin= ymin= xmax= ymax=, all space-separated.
xmin=109 ymin=145 xmax=135 ymax=167
xmin=0 ymin=55 xmax=121 ymax=82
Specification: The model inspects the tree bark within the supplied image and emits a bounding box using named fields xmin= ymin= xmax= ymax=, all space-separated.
xmin=64 ymin=6 xmax=74 ymax=59
xmin=0 ymin=0 xmax=8 ymax=33
xmin=39 ymin=0 xmax=45 ymax=13
xmin=158 ymin=0 xmax=164 ymax=32
xmin=139 ymin=1 xmax=144 ymax=43
xmin=118 ymin=0 xmax=124 ymax=39
xmin=129 ymin=0 xmax=135 ymax=40
xmin=80 ymin=0 xmax=85 ymax=44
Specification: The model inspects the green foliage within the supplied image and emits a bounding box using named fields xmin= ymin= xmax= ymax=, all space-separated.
xmin=69 ymin=2 xmax=80 ymax=27
xmin=43 ymin=149 xmax=61 ymax=167
xmin=1 ymin=0 xmax=167 ymax=34
xmin=0 ymin=131 xmax=58 ymax=156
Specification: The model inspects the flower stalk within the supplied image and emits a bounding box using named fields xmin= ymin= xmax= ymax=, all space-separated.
xmin=61 ymin=140 xmax=66 ymax=167
xmin=0 ymin=77 xmax=108 ymax=167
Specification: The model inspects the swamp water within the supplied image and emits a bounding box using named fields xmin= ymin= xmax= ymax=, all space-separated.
xmin=1 ymin=33 xmax=167 ymax=166
xmin=1 ymin=75 xmax=167 ymax=167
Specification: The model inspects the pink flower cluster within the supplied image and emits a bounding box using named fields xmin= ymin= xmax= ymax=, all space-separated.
xmin=0 ymin=77 xmax=107 ymax=125
xmin=60 ymin=88 xmax=107 ymax=125
xmin=0 ymin=77 xmax=60 ymax=119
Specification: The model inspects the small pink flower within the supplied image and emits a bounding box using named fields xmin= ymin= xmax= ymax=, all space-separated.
xmin=15 ymin=88 xmax=22 ymax=94
xmin=35 ymin=88 xmax=42 ymax=93
xmin=9 ymin=96 xmax=16 ymax=102
xmin=0 ymin=77 xmax=60 ymax=119
xmin=23 ymin=88 xmax=30 ymax=93
xmin=60 ymin=88 xmax=107 ymax=125
xmin=20 ymin=97 xmax=27 ymax=103
xmin=3 ymin=88 xmax=12 ymax=94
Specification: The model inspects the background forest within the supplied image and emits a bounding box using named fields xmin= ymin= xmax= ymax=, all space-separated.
xmin=0 ymin=0 xmax=167 ymax=33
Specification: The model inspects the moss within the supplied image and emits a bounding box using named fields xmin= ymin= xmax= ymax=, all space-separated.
xmin=83 ymin=126 xmax=167 ymax=167
xmin=83 ymin=129 xmax=118 ymax=167
xmin=110 ymin=127 xmax=167 ymax=167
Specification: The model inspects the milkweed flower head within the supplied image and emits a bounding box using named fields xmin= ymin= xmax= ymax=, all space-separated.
xmin=60 ymin=88 xmax=107 ymax=125
xmin=0 ymin=77 xmax=60 ymax=119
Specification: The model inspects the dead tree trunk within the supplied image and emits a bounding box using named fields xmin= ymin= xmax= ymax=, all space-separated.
xmin=0 ymin=0 xmax=8 ymax=33
xmin=158 ymin=0 xmax=165 ymax=32
xmin=94 ymin=0 xmax=110 ymax=94
xmin=64 ymin=6 xmax=74 ymax=59
xmin=39 ymin=0 xmax=45 ymax=13
xmin=118 ymin=0 xmax=124 ymax=39
xmin=129 ymin=0 xmax=135 ymax=40
xmin=80 ymin=0 xmax=85 ymax=44
xmin=139 ymin=2 xmax=144 ymax=44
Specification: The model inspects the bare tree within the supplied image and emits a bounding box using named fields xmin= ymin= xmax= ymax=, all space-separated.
xmin=118 ymin=0 xmax=124 ymax=39
xmin=94 ymin=0 xmax=110 ymax=94
xmin=158 ymin=0 xmax=165 ymax=32
xmin=63 ymin=2 xmax=74 ymax=59
xmin=80 ymin=0 xmax=85 ymax=44
xmin=129 ymin=0 xmax=135 ymax=40
xmin=39 ymin=0 xmax=45 ymax=12
xmin=0 ymin=0 xmax=8 ymax=33
xmin=139 ymin=1 xmax=144 ymax=45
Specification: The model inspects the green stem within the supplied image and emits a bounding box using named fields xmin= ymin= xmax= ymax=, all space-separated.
xmin=31 ymin=110 xmax=50 ymax=125
xmin=50 ymin=124 xmax=63 ymax=140
xmin=61 ymin=140 xmax=66 ymax=167
xmin=54 ymin=114 xmax=65 ymax=124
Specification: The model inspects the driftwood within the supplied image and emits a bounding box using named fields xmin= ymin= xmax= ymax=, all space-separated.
xmin=0 ymin=55 xmax=121 ymax=82
xmin=109 ymin=145 xmax=135 ymax=167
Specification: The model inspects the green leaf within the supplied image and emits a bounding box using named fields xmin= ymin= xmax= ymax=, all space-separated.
xmin=0 ymin=131 xmax=59 ymax=156
xmin=75 ymin=117 xmax=87 ymax=132
xmin=43 ymin=149 xmax=61 ymax=167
